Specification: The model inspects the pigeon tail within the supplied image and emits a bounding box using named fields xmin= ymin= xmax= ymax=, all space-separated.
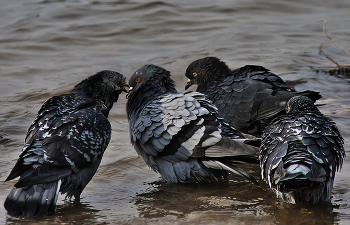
xmin=277 ymin=164 xmax=312 ymax=190
xmin=4 ymin=180 xmax=61 ymax=217
xmin=201 ymin=158 xmax=258 ymax=185
xmin=296 ymin=90 xmax=322 ymax=102
xmin=276 ymin=164 xmax=328 ymax=204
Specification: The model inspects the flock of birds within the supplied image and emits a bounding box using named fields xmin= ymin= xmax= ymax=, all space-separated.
xmin=3 ymin=57 xmax=345 ymax=217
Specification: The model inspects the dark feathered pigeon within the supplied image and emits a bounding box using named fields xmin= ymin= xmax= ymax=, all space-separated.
xmin=185 ymin=57 xmax=322 ymax=134
xmin=4 ymin=70 xmax=128 ymax=217
xmin=259 ymin=96 xmax=345 ymax=203
xmin=126 ymin=64 xmax=260 ymax=184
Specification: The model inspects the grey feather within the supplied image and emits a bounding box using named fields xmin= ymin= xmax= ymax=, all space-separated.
xmin=185 ymin=57 xmax=322 ymax=134
xmin=127 ymin=64 xmax=259 ymax=184
xmin=5 ymin=70 xmax=127 ymax=217
xmin=260 ymin=96 xmax=345 ymax=203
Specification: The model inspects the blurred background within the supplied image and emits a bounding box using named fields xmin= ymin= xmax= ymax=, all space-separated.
xmin=0 ymin=0 xmax=349 ymax=224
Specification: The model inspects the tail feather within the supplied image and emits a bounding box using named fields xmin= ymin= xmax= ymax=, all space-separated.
xmin=297 ymin=90 xmax=322 ymax=102
xmin=216 ymin=160 xmax=259 ymax=185
xmin=4 ymin=180 xmax=61 ymax=217
xmin=202 ymin=159 xmax=258 ymax=185
xmin=240 ymin=138 xmax=262 ymax=148
xmin=204 ymin=136 xmax=260 ymax=159
xmin=274 ymin=163 xmax=330 ymax=203
xmin=4 ymin=188 xmax=26 ymax=217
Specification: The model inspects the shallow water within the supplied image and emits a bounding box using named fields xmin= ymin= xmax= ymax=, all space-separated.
xmin=0 ymin=0 xmax=349 ymax=224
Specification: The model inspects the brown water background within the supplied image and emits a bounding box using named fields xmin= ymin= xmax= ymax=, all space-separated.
xmin=0 ymin=0 xmax=349 ymax=224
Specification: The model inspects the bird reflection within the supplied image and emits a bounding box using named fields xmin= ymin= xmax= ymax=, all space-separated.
xmin=134 ymin=173 xmax=338 ymax=225
xmin=5 ymin=200 xmax=104 ymax=224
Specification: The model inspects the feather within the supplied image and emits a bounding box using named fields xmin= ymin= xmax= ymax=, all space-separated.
xmin=185 ymin=57 xmax=322 ymax=133
xmin=260 ymin=96 xmax=345 ymax=203
xmin=4 ymin=70 xmax=127 ymax=217
xmin=127 ymin=64 xmax=259 ymax=184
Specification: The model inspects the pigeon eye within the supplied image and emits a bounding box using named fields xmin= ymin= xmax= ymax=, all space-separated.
xmin=114 ymin=80 xmax=118 ymax=85
xmin=193 ymin=72 xmax=197 ymax=77
xmin=135 ymin=77 xmax=140 ymax=83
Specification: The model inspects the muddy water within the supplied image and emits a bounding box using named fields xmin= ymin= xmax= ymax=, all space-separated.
xmin=0 ymin=0 xmax=349 ymax=224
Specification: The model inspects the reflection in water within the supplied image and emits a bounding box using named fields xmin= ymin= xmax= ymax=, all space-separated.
xmin=271 ymin=202 xmax=338 ymax=225
xmin=55 ymin=201 xmax=103 ymax=222
xmin=5 ymin=200 xmax=104 ymax=225
xmin=134 ymin=177 xmax=338 ymax=225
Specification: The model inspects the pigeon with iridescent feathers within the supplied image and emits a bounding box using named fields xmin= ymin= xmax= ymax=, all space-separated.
xmin=259 ymin=96 xmax=345 ymax=203
xmin=4 ymin=70 xmax=128 ymax=217
xmin=126 ymin=64 xmax=260 ymax=184
xmin=185 ymin=57 xmax=322 ymax=134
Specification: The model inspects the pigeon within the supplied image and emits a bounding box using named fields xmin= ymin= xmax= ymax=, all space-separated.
xmin=185 ymin=57 xmax=322 ymax=134
xmin=126 ymin=64 xmax=260 ymax=184
xmin=259 ymin=96 xmax=345 ymax=203
xmin=4 ymin=70 xmax=128 ymax=217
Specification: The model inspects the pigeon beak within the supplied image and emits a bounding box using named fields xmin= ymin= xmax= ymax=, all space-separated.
xmin=115 ymin=83 xmax=129 ymax=94
xmin=122 ymin=84 xmax=129 ymax=93
xmin=185 ymin=79 xmax=194 ymax=90
xmin=126 ymin=86 xmax=133 ymax=99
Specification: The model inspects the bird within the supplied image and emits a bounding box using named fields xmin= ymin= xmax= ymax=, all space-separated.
xmin=126 ymin=64 xmax=260 ymax=184
xmin=259 ymin=96 xmax=345 ymax=204
xmin=185 ymin=57 xmax=322 ymax=134
xmin=4 ymin=70 xmax=128 ymax=217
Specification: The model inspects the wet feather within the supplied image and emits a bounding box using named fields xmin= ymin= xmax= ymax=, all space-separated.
xmin=4 ymin=70 xmax=127 ymax=217
xmin=127 ymin=64 xmax=260 ymax=183
xmin=259 ymin=96 xmax=345 ymax=203
xmin=185 ymin=57 xmax=322 ymax=133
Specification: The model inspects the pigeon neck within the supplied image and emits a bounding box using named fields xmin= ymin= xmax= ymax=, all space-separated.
xmin=126 ymin=85 xmax=177 ymax=121
xmin=197 ymin=73 xmax=227 ymax=93
xmin=100 ymin=94 xmax=118 ymax=118
xmin=289 ymin=109 xmax=321 ymax=117
xmin=70 ymin=88 xmax=117 ymax=118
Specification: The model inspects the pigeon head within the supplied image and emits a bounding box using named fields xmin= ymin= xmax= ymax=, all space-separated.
xmin=72 ymin=70 xmax=128 ymax=115
xmin=127 ymin=64 xmax=176 ymax=99
xmin=126 ymin=64 xmax=177 ymax=121
xmin=185 ymin=57 xmax=230 ymax=92
xmin=286 ymin=96 xmax=320 ymax=114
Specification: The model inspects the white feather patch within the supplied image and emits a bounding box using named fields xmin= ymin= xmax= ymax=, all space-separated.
xmin=202 ymin=131 xmax=221 ymax=147
xmin=181 ymin=126 xmax=205 ymax=150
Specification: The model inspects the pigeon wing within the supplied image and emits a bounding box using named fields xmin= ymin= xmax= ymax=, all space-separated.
xmin=6 ymin=94 xmax=111 ymax=187
xmin=130 ymin=92 xmax=224 ymax=164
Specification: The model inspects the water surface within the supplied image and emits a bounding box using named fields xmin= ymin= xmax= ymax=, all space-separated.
xmin=0 ymin=0 xmax=349 ymax=224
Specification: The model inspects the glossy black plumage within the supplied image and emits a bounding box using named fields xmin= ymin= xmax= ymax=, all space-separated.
xmin=259 ymin=96 xmax=345 ymax=203
xmin=4 ymin=70 xmax=128 ymax=217
xmin=127 ymin=64 xmax=260 ymax=184
xmin=185 ymin=57 xmax=322 ymax=134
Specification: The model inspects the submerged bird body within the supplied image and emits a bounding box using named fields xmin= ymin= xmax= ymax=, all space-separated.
xmin=185 ymin=57 xmax=322 ymax=133
xmin=127 ymin=64 xmax=259 ymax=184
xmin=259 ymin=96 xmax=345 ymax=203
xmin=4 ymin=71 xmax=128 ymax=217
